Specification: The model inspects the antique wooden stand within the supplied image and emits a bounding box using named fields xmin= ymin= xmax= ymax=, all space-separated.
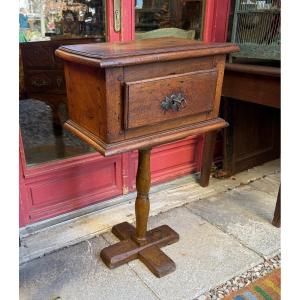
xmin=56 ymin=38 xmax=239 ymax=277
xmin=101 ymin=148 xmax=179 ymax=277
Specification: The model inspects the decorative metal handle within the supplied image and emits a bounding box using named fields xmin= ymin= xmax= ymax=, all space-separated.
xmin=161 ymin=92 xmax=186 ymax=113
xmin=114 ymin=0 xmax=121 ymax=32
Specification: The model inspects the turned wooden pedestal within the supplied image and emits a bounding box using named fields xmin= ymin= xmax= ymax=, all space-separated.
xmin=100 ymin=149 xmax=179 ymax=277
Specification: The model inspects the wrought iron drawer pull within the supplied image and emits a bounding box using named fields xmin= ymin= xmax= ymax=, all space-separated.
xmin=161 ymin=92 xmax=186 ymax=112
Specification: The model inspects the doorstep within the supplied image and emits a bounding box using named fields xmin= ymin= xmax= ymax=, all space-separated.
xmin=19 ymin=159 xmax=280 ymax=265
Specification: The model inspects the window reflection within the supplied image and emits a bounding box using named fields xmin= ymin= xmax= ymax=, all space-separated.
xmin=19 ymin=0 xmax=105 ymax=166
xmin=19 ymin=0 xmax=105 ymax=42
xmin=135 ymin=0 xmax=206 ymax=40
xmin=19 ymin=100 xmax=93 ymax=166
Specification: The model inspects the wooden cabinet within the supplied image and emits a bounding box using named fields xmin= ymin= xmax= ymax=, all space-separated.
xmin=20 ymin=38 xmax=101 ymax=104
xmin=56 ymin=37 xmax=238 ymax=277
xmin=221 ymin=63 xmax=280 ymax=176
xmin=56 ymin=38 xmax=239 ymax=156
xmin=25 ymin=70 xmax=66 ymax=94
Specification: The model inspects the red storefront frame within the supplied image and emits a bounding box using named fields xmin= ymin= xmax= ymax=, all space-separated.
xmin=19 ymin=0 xmax=231 ymax=227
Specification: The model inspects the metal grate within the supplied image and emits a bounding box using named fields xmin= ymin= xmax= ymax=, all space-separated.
xmin=231 ymin=0 xmax=280 ymax=61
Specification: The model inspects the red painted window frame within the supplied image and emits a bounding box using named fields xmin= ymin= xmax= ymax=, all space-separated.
xmin=19 ymin=0 xmax=231 ymax=227
xmin=203 ymin=0 xmax=231 ymax=43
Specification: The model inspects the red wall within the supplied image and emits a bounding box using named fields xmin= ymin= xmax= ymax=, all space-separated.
xmin=20 ymin=137 xmax=203 ymax=224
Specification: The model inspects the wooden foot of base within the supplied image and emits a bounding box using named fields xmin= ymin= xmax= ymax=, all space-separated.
xmin=199 ymin=131 xmax=217 ymax=187
xmin=272 ymin=186 xmax=281 ymax=228
xmin=100 ymin=222 xmax=179 ymax=277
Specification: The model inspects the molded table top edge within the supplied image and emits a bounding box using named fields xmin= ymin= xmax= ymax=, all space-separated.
xmin=55 ymin=38 xmax=239 ymax=67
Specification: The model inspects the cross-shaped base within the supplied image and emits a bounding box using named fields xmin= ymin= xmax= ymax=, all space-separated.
xmin=100 ymin=221 xmax=179 ymax=277
xmin=100 ymin=149 xmax=179 ymax=277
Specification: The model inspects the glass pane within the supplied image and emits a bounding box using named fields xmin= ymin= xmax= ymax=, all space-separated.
xmin=19 ymin=0 xmax=106 ymax=167
xmin=19 ymin=100 xmax=94 ymax=166
xmin=19 ymin=0 xmax=105 ymax=41
xmin=135 ymin=0 xmax=206 ymax=40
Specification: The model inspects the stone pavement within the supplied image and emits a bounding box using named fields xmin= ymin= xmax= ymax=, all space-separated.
xmin=19 ymin=161 xmax=280 ymax=300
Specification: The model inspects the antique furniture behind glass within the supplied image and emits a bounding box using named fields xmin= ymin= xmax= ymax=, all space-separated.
xmin=56 ymin=37 xmax=239 ymax=277
xmin=135 ymin=27 xmax=195 ymax=40
xmin=20 ymin=38 xmax=101 ymax=134
xmin=135 ymin=0 xmax=206 ymax=40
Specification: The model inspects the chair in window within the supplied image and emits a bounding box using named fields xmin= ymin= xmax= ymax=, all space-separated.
xmin=135 ymin=27 xmax=195 ymax=40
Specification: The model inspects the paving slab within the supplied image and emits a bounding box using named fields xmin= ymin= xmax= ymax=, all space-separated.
xmin=249 ymin=173 xmax=280 ymax=197
xmin=19 ymin=235 xmax=158 ymax=300
xmin=187 ymin=184 xmax=281 ymax=259
xmin=19 ymin=160 xmax=280 ymax=265
xmin=232 ymin=159 xmax=280 ymax=185
xmin=104 ymin=207 xmax=263 ymax=300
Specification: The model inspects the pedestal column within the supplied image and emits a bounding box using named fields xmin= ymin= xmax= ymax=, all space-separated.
xmin=100 ymin=148 xmax=179 ymax=277
xmin=135 ymin=149 xmax=151 ymax=245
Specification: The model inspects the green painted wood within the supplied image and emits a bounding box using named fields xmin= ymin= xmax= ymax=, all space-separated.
xmin=135 ymin=28 xmax=196 ymax=40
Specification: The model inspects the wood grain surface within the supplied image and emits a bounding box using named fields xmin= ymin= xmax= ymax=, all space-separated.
xmin=125 ymin=69 xmax=217 ymax=129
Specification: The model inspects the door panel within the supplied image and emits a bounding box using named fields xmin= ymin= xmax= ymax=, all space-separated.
xmin=26 ymin=154 xmax=123 ymax=223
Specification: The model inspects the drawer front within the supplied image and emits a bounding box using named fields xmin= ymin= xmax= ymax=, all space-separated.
xmin=25 ymin=70 xmax=66 ymax=94
xmin=20 ymin=38 xmax=100 ymax=68
xmin=21 ymin=44 xmax=55 ymax=68
xmin=124 ymin=69 xmax=217 ymax=129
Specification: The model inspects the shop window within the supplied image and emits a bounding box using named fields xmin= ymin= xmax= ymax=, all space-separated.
xmin=19 ymin=0 xmax=105 ymax=42
xmin=19 ymin=0 xmax=105 ymax=166
xmin=135 ymin=0 xmax=206 ymax=40
xmin=228 ymin=0 xmax=280 ymax=64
